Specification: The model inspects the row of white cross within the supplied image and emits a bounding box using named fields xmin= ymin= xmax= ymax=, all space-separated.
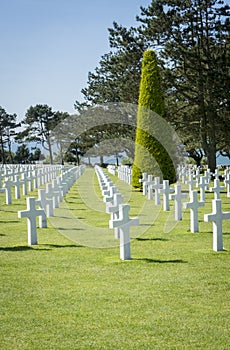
xmin=107 ymin=165 xmax=116 ymax=176
xmin=180 ymin=166 xmax=230 ymax=251
xmin=0 ymin=164 xmax=65 ymax=205
xmin=117 ymin=165 xmax=132 ymax=184
xmin=16 ymin=165 xmax=85 ymax=245
xmin=116 ymin=164 xmax=230 ymax=198
xmin=95 ymin=165 xmax=139 ymax=260
xmin=135 ymin=167 xmax=230 ymax=252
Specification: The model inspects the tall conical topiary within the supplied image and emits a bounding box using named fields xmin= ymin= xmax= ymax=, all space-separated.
xmin=132 ymin=49 xmax=177 ymax=188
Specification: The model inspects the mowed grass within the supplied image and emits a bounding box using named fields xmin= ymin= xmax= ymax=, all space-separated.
xmin=0 ymin=167 xmax=230 ymax=350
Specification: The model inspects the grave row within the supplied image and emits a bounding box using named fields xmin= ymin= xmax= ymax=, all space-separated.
xmin=117 ymin=165 xmax=132 ymax=184
xmin=107 ymin=164 xmax=116 ymax=176
xmin=116 ymin=163 xmax=230 ymax=195
xmin=95 ymin=165 xmax=139 ymax=260
xmin=117 ymin=166 xmax=230 ymax=252
xmin=15 ymin=165 xmax=85 ymax=245
xmin=0 ymin=164 xmax=70 ymax=204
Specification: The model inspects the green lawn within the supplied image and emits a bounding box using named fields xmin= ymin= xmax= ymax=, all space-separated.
xmin=1 ymin=167 xmax=230 ymax=349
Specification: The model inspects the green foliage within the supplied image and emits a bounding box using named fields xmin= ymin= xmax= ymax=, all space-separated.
xmin=76 ymin=1 xmax=229 ymax=170
xmin=138 ymin=0 xmax=230 ymax=171
xmin=16 ymin=105 xmax=69 ymax=164
xmin=138 ymin=50 xmax=165 ymax=116
xmin=121 ymin=157 xmax=133 ymax=166
xmin=0 ymin=106 xmax=19 ymax=164
xmin=14 ymin=144 xmax=30 ymax=163
xmin=60 ymin=105 xmax=137 ymax=165
xmin=30 ymin=148 xmax=45 ymax=162
xmin=132 ymin=50 xmax=177 ymax=187
xmin=73 ymin=23 xmax=145 ymax=155
xmin=75 ymin=23 xmax=145 ymax=107
xmin=1 ymin=168 xmax=230 ymax=349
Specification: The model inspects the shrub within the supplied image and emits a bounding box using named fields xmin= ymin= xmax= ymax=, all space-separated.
xmin=132 ymin=50 xmax=177 ymax=188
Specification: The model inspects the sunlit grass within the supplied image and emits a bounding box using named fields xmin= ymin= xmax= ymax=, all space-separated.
xmin=0 ymin=167 xmax=230 ymax=349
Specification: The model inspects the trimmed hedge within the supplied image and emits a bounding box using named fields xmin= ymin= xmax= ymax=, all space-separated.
xmin=132 ymin=50 xmax=177 ymax=188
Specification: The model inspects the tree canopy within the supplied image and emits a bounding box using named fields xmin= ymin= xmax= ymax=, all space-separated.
xmin=16 ymin=104 xmax=69 ymax=164
xmin=75 ymin=0 xmax=230 ymax=170
xmin=0 ymin=106 xmax=19 ymax=164
xmin=132 ymin=49 xmax=177 ymax=187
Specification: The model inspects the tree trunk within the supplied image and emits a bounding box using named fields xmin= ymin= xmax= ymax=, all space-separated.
xmin=8 ymin=139 xmax=14 ymax=163
xmin=0 ymin=135 xmax=6 ymax=164
xmin=206 ymin=143 xmax=217 ymax=173
xmin=47 ymin=137 xmax=53 ymax=164
xmin=198 ymin=71 xmax=217 ymax=173
xmin=115 ymin=152 xmax=119 ymax=166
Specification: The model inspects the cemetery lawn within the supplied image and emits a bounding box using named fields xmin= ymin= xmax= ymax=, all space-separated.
xmin=1 ymin=168 xmax=230 ymax=350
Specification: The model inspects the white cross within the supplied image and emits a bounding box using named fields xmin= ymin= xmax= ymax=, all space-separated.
xmin=204 ymin=169 xmax=211 ymax=188
xmin=103 ymin=186 xmax=118 ymax=203
xmin=35 ymin=199 xmax=47 ymax=228
xmin=204 ymin=199 xmax=230 ymax=251
xmin=186 ymin=174 xmax=195 ymax=193
xmin=150 ymin=177 xmax=162 ymax=205
xmin=109 ymin=204 xmax=139 ymax=260
xmin=0 ymin=171 xmax=5 ymax=193
xmin=18 ymin=197 xmax=47 ymax=245
xmin=27 ymin=170 xmax=36 ymax=192
xmin=14 ymin=175 xmax=23 ymax=199
xmin=224 ymin=174 xmax=230 ymax=198
xmin=210 ymin=179 xmax=224 ymax=199
xmin=56 ymin=176 xmax=68 ymax=196
xmin=52 ymin=179 xmax=63 ymax=202
xmin=195 ymin=168 xmax=200 ymax=187
xmin=39 ymin=169 xmax=45 ymax=186
xmin=38 ymin=188 xmax=54 ymax=217
xmin=139 ymin=173 xmax=147 ymax=195
xmin=214 ymin=168 xmax=220 ymax=180
xmin=180 ymin=166 xmax=187 ymax=184
xmin=145 ymin=175 xmax=154 ymax=200
xmin=127 ymin=167 xmax=132 ymax=185
xmin=3 ymin=166 xmax=8 ymax=177
xmin=21 ymin=173 xmax=28 ymax=196
xmin=184 ymin=190 xmax=205 ymax=232
xmin=198 ymin=176 xmax=208 ymax=202
xmin=46 ymin=183 xmax=60 ymax=208
xmin=170 ymin=184 xmax=187 ymax=221
xmin=3 ymin=177 xmax=14 ymax=205
xmin=224 ymin=168 xmax=230 ymax=177
xmin=106 ymin=192 xmax=123 ymax=239
xmin=32 ymin=169 xmax=38 ymax=188
xmin=160 ymin=180 xmax=173 ymax=211
xmin=102 ymin=181 xmax=114 ymax=197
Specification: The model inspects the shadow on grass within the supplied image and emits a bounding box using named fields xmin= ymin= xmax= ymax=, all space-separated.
xmin=0 ymin=220 xmax=20 ymax=224
xmin=0 ymin=233 xmax=6 ymax=236
xmin=69 ymin=207 xmax=87 ymax=210
xmin=0 ymin=243 xmax=84 ymax=251
xmin=52 ymin=216 xmax=85 ymax=220
xmin=135 ymin=237 xmax=169 ymax=242
xmin=66 ymin=201 xmax=85 ymax=205
xmin=41 ymin=244 xmax=84 ymax=248
xmin=3 ymin=203 xmax=25 ymax=208
xmin=133 ymin=258 xmax=187 ymax=264
xmin=139 ymin=223 xmax=155 ymax=227
xmin=0 ymin=246 xmax=50 ymax=251
xmin=56 ymin=227 xmax=84 ymax=231
xmin=0 ymin=209 xmax=18 ymax=213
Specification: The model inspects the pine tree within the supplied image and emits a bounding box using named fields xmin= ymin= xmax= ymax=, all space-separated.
xmin=132 ymin=49 xmax=177 ymax=188
xmin=138 ymin=0 xmax=230 ymax=172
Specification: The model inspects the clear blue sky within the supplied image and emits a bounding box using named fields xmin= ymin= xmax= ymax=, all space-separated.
xmin=0 ymin=0 xmax=151 ymax=121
